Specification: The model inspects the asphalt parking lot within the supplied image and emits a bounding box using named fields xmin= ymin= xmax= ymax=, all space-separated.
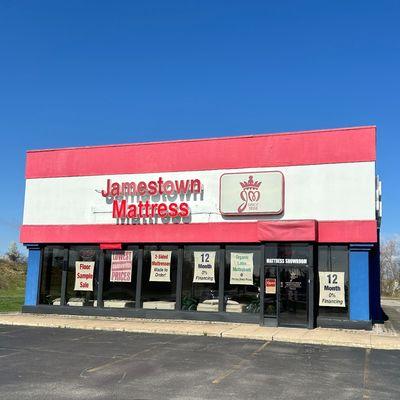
xmin=382 ymin=298 xmax=400 ymax=332
xmin=0 ymin=325 xmax=399 ymax=400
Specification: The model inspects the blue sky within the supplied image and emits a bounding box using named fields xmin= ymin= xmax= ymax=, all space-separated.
xmin=0 ymin=1 xmax=399 ymax=253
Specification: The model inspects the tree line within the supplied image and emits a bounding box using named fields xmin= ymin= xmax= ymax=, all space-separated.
xmin=380 ymin=237 xmax=400 ymax=297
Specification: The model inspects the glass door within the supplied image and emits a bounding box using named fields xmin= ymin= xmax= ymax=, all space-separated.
xmin=278 ymin=267 xmax=308 ymax=327
xmin=263 ymin=266 xmax=277 ymax=321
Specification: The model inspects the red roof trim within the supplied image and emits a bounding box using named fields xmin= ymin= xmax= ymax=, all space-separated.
xmin=25 ymin=126 xmax=376 ymax=179
xmin=26 ymin=125 xmax=375 ymax=154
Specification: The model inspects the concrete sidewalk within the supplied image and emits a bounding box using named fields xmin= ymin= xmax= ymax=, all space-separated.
xmin=1 ymin=312 xmax=399 ymax=350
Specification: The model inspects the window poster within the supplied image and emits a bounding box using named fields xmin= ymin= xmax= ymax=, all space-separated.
xmin=193 ymin=251 xmax=216 ymax=283
xmin=150 ymin=251 xmax=172 ymax=282
xmin=265 ymin=278 xmax=276 ymax=294
xmin=230 ymin=253 xmax=254 ymax=285
xmin=110 ymin=250 xmax=133 ymax=282
xmin=74 ymin=261 xmax=95 ymax=291
xmin=319 ymin=272 xmax=346 ymax=307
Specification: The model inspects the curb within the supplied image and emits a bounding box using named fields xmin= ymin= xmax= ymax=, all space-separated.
xmin=1 ymin=316 xmax=400 ymax=350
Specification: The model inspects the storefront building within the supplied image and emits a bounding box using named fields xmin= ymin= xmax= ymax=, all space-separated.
xmin=21 ymin=126 xmax=382 ymax=329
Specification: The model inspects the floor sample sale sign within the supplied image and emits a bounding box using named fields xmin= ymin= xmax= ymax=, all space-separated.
xmin=110 ymin=251 xmax=133 ymax=282
xmin=150 ymin=251 xmax=172 ymax=282
xmin=74 ymin=261 xmax=95 ymax=291
xmin=230 ymin=253 xmax=254 ymax=285
xmin=193 ymin=251 xmax=216 ymax=283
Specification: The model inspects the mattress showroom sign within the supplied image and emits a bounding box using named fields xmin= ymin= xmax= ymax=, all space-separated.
xmin=100 ymin=176 xmax=202 ymax=222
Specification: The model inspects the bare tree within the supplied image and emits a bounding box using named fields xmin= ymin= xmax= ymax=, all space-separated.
xmin=5 ymin=242 xmax=27 ymax=265
xmin=380 ymin=237 xmax=400 ymax=297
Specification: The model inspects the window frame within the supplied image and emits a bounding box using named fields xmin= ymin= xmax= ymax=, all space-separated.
xmin=317 ymin=244 xmax=350 ymax=320
xmin=38 ymin=245 xmax=65 ymax=305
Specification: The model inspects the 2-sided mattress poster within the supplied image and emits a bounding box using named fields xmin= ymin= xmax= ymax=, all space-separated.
xmin=74 ymin=261 xmax=95 ymax=291
xmin=230 ymin=253 xmax=254 ymax=285
xmin=193 ymin=251 xmax=216 ymax=283
xmin=110 ymin=251 xmax=133 ymax=282
xmin=150 ymin=251 xmax=172 ymax=282
xmin=318 ymin=272 xmax=346 ymax=307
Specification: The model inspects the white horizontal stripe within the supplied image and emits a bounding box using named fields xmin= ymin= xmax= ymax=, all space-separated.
xmin=23 ymin=162 xmax=376 ymax=225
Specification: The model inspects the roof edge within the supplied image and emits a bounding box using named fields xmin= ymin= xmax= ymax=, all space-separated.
xmin=26 ymin=125 xmax=376 ymax=154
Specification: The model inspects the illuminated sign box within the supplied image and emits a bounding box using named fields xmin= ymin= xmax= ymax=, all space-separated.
xmin=219 ymin=171 xmax=284 ymax=216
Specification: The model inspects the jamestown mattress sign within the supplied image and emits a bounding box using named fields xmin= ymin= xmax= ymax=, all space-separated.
xmin=96 ymin=171 xmax=284 ymax=221
xmin=20 ymin=126 xmax=383 ymax=330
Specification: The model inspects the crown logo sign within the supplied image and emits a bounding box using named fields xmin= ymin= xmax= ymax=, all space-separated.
xmin=240 ymin=175 xmax=262 ymax=190
xmin=237 ymin=175 xmax=262 ymax=213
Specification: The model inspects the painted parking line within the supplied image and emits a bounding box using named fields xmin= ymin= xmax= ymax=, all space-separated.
xmin=81 ymin=336 xmax=181 ymax=377
xmin=362 ymin=348 xmax=371 ymax=399
xmin=212 ymin=341 xmax=271 ymax=384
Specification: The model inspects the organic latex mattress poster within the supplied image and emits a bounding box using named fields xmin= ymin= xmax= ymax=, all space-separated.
xmin=230 ymin=253 xmax=254 ymax=285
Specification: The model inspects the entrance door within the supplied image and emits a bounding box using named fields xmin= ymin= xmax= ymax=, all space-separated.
xmin=278 ymin=267 xmax=308 ymax=327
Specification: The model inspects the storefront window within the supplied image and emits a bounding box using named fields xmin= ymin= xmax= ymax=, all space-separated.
xmin=66 ymin=246 xmax=100 ymax=306
xmin=318 ymin=245 xmax=349 ymax=319
xmin=102 ymin=246 xmax=138 ymax=308
xmin=182 ymin=246 xmax=220 ymax=312
xmin=39 ymin=246 xmax=64 ymax=305
xmin=224 ymin=245 xmax=262 ymax=313
xmin=141 ymin=245 xmax=178 ymax=310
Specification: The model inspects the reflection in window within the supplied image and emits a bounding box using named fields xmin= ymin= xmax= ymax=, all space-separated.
xmin=225 ymin=246 xmax=262 ymax=313
xmin=182 ymin=246 xmax=220 ymax=312
xmin=102 ymin=247 xmax=138 ymax=308
xmin=279 ymin=267 xmax=308 ymax=326
xmin=141 ymin=246 xmax=178 ymax=310
xmin=66 ymin=246 xmax=99 ymax=306
xmin=39 ymin=246 xmax=64 ymax=305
